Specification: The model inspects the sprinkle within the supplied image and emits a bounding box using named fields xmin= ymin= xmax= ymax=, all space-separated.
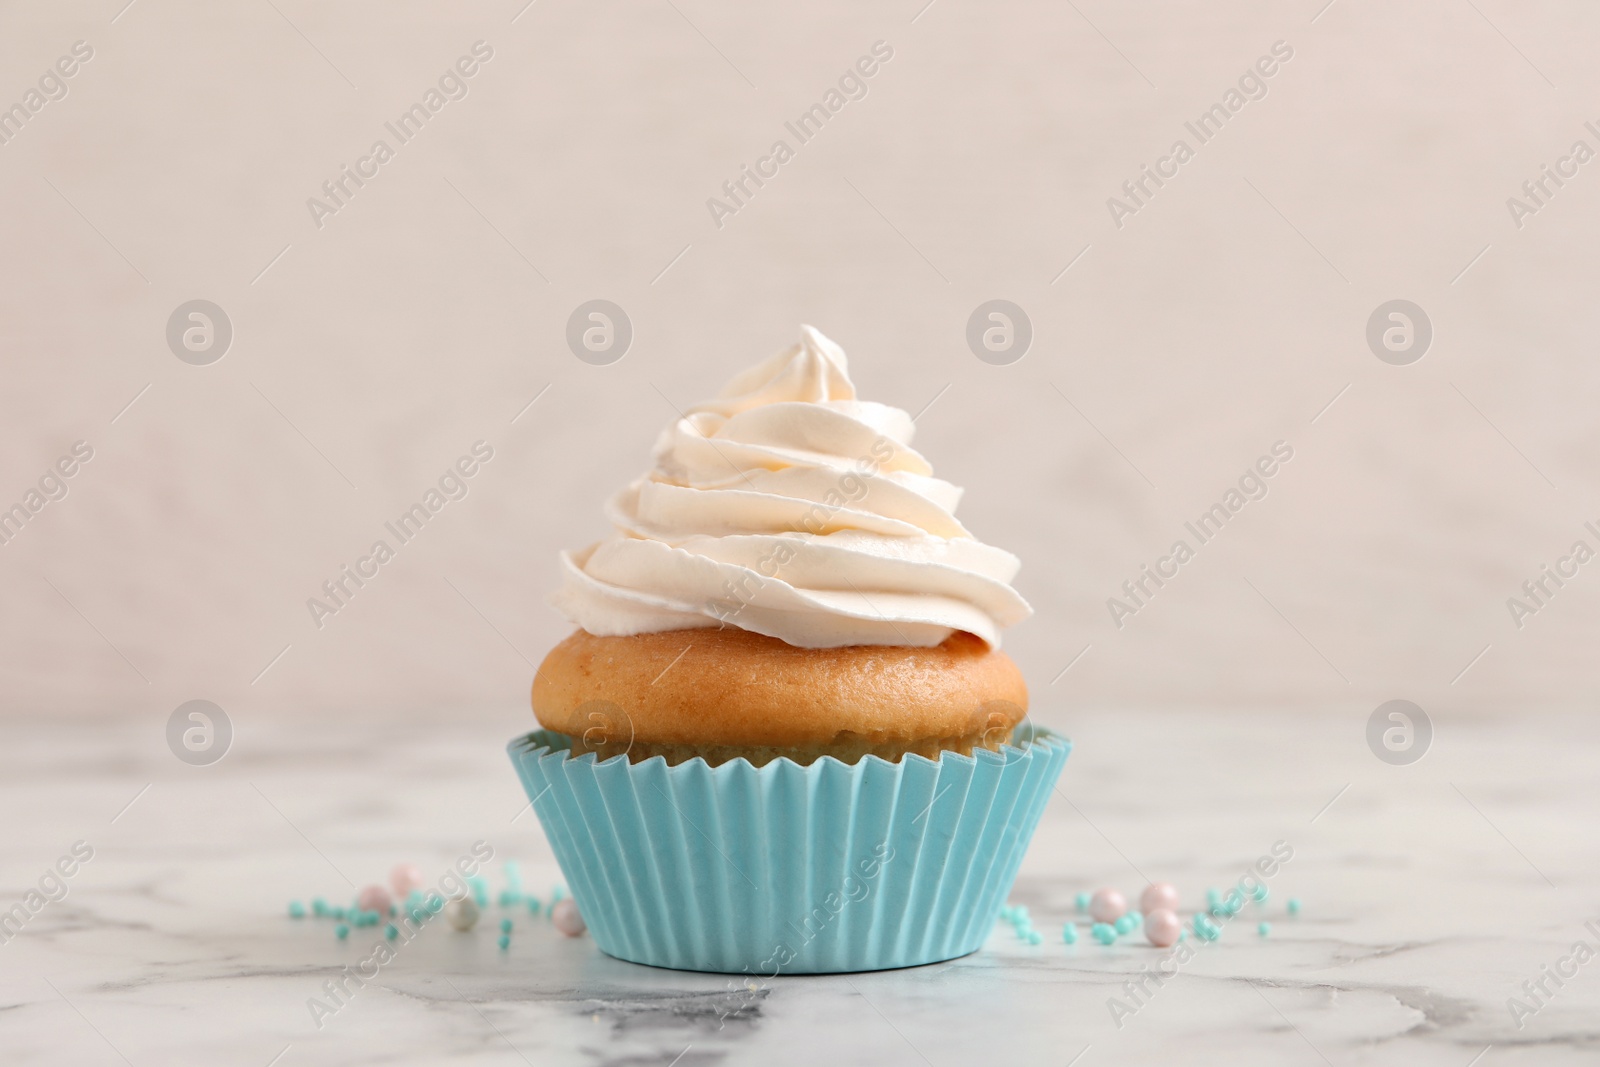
xmin=1258 ymin=922 xmax=1271 ymax=937
xmin=526 ymin=896 xmax=542 ymax=915
xmin=331 ymin=907 xmax=346 ymax=920
xmin=1091 ymin=922 xmax=1116 ymax=945
xmin=498 ymin=933 xmax=510 ymax=950
xmin=1026 ymin=930 xmax=1043 ymax=945
xmin=446 ymin=896 xmax=482 ymax=932
xmin=1062 ymin=923 xmax=1079 ymax=944
xmin=288 ymin=901 xmax=306 ymax=918
xmin=498 ymin=890 xmax=522 ymax=908
xmin=1089 ymin=888 xmax=1127 ymax=924
xmin=335 ymin=923 xmax=349 ymax=940
xmin=470 ymin=877 xmax=490 ymax=907
xmin=551 ymin=898 xmax=586 ymax=937
xmin=357 ymin=885 xmax=394 ymax=918
xmin=1142 ymin=909 xmax=1181 ymax=948
xmin=1075 ymin=891 xmax=1091 ymax=912
xmin=500 ymin=918 xmax=513 ymax=934
xmin=385 ymin=924 xmax=398 ymax=940
xmin=1251 ymin=883 xmax=1269 ymax=903
xmin=1139 ymin=882 xmax=1180 ymax=914
xmin=1206 ymin=887 xmax=1220 ymax=907
xmin=1287 ymin=898 xmax=1301 ymax=916
xmin=1113 ymin=914 xmax=1137 ymax=935
xmin=312 ymin=898 xmax=329 ymax=917
xmin=390 ymin=863 xmax=425 ymax=899
xmin=1128 ymin=910 xmax=1143 ymax=926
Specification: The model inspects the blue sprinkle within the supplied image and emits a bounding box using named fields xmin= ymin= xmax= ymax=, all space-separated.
xmin=1062 ymin=923 xmax=1079 ymax=944
xmin=497 ymin=933 xmax=510 ymax=950
xmin=1128 ymin=910 xmax=1143 ymax=926
xmin=335 ymin=923 xmax=349 ymax=940
xmin=1091 ymin=922 xmax=1116 ymax=945
xmin=526 ymin=897 xmax=542 ymax=915
xmin=1113 ymin=914 xmax=1137 ymax=935
xmin=331 ymin=907 xmax=346 ymax=920
xmin=385 ymin=924 xmax=398 ymax=940
xmin=288 ymin=901 xmax=306 ymax=919
xmin=1258 ymin=922 xmax=1271 ymax=937
xmin=1206 ymin=887 xmax=1220 ymax=906
xmin=1251 ymin=884 xmax=1269 ymax=903
xmin=500 ymin=918 xmax=513 ymax=934
xmin=1287 ymin=898 xmax=1302 ymax=916
xmin=1075 ymin=892 xmax=1091 ymax=912
xmin=1026 ymin=930 xmax=1043 ymax=945
xmin=312 ymin=898 xmax=329 ymax=917
xmin=498 ymin=890 xmax=523 ymax=908
xmin=1178 ymin=928 xmax=1188 ymax=941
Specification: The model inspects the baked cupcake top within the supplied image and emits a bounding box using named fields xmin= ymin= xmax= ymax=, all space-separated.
xmin=551 ymin=326 xmax=1031 ymax=648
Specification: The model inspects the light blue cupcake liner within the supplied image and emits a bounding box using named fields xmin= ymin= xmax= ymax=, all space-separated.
xmin=507 ymin=724 xmax=1070 ymax=974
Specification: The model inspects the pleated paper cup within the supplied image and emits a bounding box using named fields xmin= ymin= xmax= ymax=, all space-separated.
xmin=506 ymin=724 xmax=1070 ymax=974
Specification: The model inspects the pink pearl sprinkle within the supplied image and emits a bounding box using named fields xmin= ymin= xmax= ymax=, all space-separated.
xmin=357 ymin=885 xmax=392 ymax=916
xmin=1140 ymin=882 xmax=1180 ymax=915
xmin=551 ymin=898 xmax=586 ymax=938
xmin=1144 ymin=908 xmax=1181 ymax=948
xmin=390 ymin=863 xmax=425 ymax=898
xmin=1088 ymin=888 xmax=1127 ymax=924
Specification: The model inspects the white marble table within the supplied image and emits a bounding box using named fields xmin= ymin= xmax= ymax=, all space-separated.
xmin=1 ymin=704 xmax=1593 ymax=1066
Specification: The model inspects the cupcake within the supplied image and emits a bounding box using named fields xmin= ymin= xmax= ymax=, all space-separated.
xmin=509 ymin=326 xmax=1069 ymax=973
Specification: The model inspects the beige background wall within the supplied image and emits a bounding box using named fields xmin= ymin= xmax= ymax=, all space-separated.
xmin=2 ymin=0 xmax=1596 ymax=727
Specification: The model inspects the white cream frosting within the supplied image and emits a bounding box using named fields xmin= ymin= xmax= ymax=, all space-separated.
xmin=551 ymin=326 xmax=1031 ymax=648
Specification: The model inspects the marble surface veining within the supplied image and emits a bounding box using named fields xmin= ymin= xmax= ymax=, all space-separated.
xmin=0 ymin=705 xmax=1594 ymax=1066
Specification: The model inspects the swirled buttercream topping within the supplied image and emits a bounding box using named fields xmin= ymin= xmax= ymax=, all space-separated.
xmin=551 ymin=325 xmax=1032 ymax=648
